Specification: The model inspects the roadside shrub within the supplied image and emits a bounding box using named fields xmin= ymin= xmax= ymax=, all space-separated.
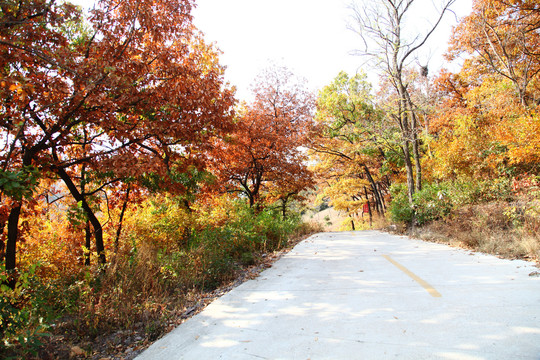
xmin=0 ymin=263 xmax=52 ymax=358
xmin=257 ymin=209 xmax=301 ymax=250
xmin=124 ymin=196 xmax=192 ymax=252
xmin=3 ymin=193 xmax=310 ymax=355
xmin=447 ymin=178 xmax=513 ymax=206
xmin=389 ymin=183 xmax=414 ymax=224
xmin=413 ymin=183 xmax=453 ymax=226
xmin=390 ymin=178 xmax=517 ymax=227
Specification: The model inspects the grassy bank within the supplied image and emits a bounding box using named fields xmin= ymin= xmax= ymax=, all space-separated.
xmin=1 ymin=195 xmax=321 ymax=359
xmin=388 ymin=177 xmax=540 ymax=263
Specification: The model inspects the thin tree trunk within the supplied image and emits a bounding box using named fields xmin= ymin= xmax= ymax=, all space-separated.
xmin=405 ymin=91 xmax=422 ymax=192
xmin=81 ymin=160 xmax=91 ymax=265
xmin=56 ymin=166 xmax=106 ymax=264
xmin=347 ymin=206 xmax=356 ymax=230
xmin=114 ymin=185 xmax=131 ymax=253
xmin=363 ymin=164 xmax=383 ymax=214
xmin=375 ymin=182 xmax=386 ymax=212
xmin=401 ymin=142 xmax=415 ymax=205
xmin=5 ymin=203 xmax=22 ymax=287
xmin=0 ymin=218 xmax=5 ymax=263
xmin=397 ymin=83 xmax=416 ymax=205
xmin=4 ymin=154 xmax=33 ymax=284
xmin=413 ymin=135 xmax=422 ymax=192
xmin=364 ymin=186 xmax=373 ymax=227
xmin=84 ymin=220 xmax=91 ymax=266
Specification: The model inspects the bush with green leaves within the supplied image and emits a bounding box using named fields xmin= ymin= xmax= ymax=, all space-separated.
xmin=446 ymin=178 xmax=513 ymax=206
xmin=413 ymin=183 xmax=453 ymax=226
xmin=388 ymin=183 xmax=414 ymax=224
xmin=0 ymin=263 xmax=52 ymax=358
xmin=389 ymin=182 xmax=452 ymax=226
xmin=389 ymin=178 xmax=517 ymax=227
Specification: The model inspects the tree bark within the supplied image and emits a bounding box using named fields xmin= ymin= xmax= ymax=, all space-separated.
xmin=114 ymin=185 xmax=131 ymax=253
xmin=281 ymin=197 xmax=288 ymax=220
xmin=405 ymin=89 xmax=422 ymax=192
xmin=4 ymin=153 xmax=34 ymax=285
xmin=84 ymin=220 xmax=91 ymax=266
xmin=0 ymin=217 xmax=5 ymax=263
xmin=364 ymin=186 xmax=373 ymax=227
xmin=56 ymin=166 xmax=106 ymax=264
xmin=363 ymin=164 xmax=384 ymax=214
xmin=5 ymin=204 xmax=21 ymax=271
xmin=401 ymin=142 xmax=415 ymax=204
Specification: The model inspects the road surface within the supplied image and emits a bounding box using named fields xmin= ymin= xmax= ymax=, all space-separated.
xmin=136 ymin=230 xmax=540 ymax=359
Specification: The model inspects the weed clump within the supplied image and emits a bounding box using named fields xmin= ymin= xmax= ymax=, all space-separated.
xmin=0 ymin=195 xmax=317 ymax=358
xmin=391 ymin=176 xmax=540 ymax=261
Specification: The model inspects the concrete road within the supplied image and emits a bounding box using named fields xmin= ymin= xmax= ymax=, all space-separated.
xmin=136 ymin=231 xmax=540 ymax=359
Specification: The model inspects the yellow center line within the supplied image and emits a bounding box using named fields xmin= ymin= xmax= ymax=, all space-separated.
xmin=382 ymin=255 xmax=442 ymax=298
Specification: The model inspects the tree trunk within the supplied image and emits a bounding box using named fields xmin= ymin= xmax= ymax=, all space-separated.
xmin=81 ymin=161 xmax=91 ymax=265
xmin=413 ymin=135 xmax=422 ymax=192
xmin=375 ymin=182 xmax=386 ymax=212
xmin=4 ymin=154 xmax=34 ymax=284
xmin=5 ymin=203 xmax=22 ymax=285
xmin=347 ymin=206 xmax=356 ymax=230
xmin=115 ymin=186 xmax=131 ymax=253
xmin=401 ymin=142 xmax=415 ymax=205
xmin=364 ymin=186 xmax=373 ymax=227
xmin=396 ymin=82 xmax=416 ymax=205
xmin=363 ymin=164 xmax=384 ymax=214
xmin=0 ymin=220 xmax=5 ymax=264
xmin=405 ymin=90 xmax=422 ymax=192
xmin=56 ymin=166 xmax=106 ymax=264
xmin=84 ymin=220 xmax=91 ymax=266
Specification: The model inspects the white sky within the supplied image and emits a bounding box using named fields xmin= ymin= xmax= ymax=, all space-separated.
xmin=192 ymin=0 xmax=473 ymax=100
xmin=72 ymin=0 xmax=473 ymax=100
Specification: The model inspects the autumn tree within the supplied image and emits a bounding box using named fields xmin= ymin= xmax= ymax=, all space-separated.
xmin=0 ymin=0 xmax=234 ymax=273
xmin=265 ymin=163 xmax=314 ymax=219
xmin=1 ymin=0 xmax=82 ymax=275
xmin=349 ymin=0 xmax=457 ymax=206
xmin=311 ymin=72 xmax=393 ymax=226
xmin=212 ymin=66 xmax=314 ymax=210
xmin=447 ymin=0 xmax=540 ymax=106
xmin=429 ymin=0 xmax=540 ymax=180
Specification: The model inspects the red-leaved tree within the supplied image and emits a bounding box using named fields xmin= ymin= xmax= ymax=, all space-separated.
xmin=212 ymin=66 xmax=314 ymax=210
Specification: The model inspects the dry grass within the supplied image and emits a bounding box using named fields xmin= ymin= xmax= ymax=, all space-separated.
xmin=410 ymin=201 xmax=540 ymax=263
xmin=304 ymin=207 xmax=389 ymax=232
xmin=303 ymin=207 xmax=345 ymax=231
xmin=33 ymin=215 xmax=326 ymax=359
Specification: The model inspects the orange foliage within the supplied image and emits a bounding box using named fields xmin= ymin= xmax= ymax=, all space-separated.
xmin=447 ymin=0 xmax=540 ymax=106
xmin=1 ymin=0 xmax=234 ymax=269
xmin=211 ymin=66 xmax=315 ymax=208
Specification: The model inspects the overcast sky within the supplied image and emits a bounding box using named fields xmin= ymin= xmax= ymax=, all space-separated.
xmin=192 ymin=0 xmax=473 ymax=100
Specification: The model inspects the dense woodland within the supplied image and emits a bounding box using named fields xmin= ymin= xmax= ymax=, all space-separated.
xmin=1 ymin=0 xmax=539 ymax=358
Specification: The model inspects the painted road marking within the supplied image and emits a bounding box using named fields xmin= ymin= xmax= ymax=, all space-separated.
xmin=383 ymin=255 xmax=442 ymax=298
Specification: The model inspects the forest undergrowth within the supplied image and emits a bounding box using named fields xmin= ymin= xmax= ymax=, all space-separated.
xmin=388 ymin=176 xmax=540 ymax=264
xmin=0 ymin=195 xmax=321 ymax=360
